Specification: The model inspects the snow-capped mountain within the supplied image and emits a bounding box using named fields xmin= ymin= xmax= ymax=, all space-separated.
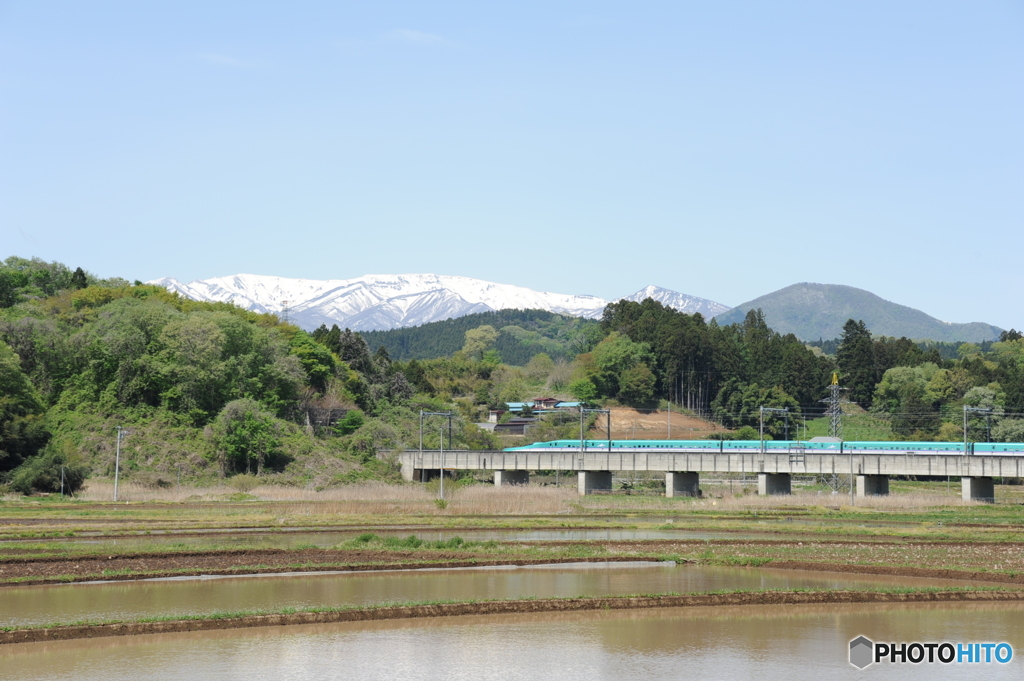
xmin=621 ymin=285 xmax=731 ymax=317
xmin=148 ymin=273 xmax=731 ymax=331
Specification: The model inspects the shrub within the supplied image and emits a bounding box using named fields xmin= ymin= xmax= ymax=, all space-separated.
xmin=132 ymin=472 xmax=173 ymax=489
xmin=334 ymin=410 xmax=364 ymax=436
xmin=227 ymin=473 xmax=259 ymax=493
xmin=9 ymin=451 xmax=88 ymax=495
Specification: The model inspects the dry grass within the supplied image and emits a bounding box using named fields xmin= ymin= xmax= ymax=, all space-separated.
xmin=71 ymin=480 xmax=987 ymax=515
xmin=566 ymin=488 xmax=988 ymax=512
xmin=446 ymin=485 xmax=576 ymax=514
xmin=278 ymin=484 xmax=577 ymax=516
xmin=77 ymin=480 xmax=224 ymax=503
xmin=688 ymin=491 xmax=983 ymax=511
xmin=75 ymin=480 xmax=578 ymax=516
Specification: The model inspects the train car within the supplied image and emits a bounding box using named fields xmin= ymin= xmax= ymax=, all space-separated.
xmin=504 ymin=439 xmax=1024 ymax=455
xmin=973 ymin=442 xmax=1024 ymax=455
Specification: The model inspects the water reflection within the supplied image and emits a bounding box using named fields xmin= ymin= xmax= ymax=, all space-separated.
xmin=0 ymin=563 xmax=974 ymax=628
xmin=2 ymin=602 xmax=1020 ymax=680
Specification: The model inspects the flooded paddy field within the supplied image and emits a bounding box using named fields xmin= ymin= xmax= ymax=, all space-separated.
xmin=3 ymin=601 xmax=1021 ymax=680
xmin=4 ymin=487 xmax=1024 ymax=678
xmin=0 ymin=561 xmax=974 ymax=629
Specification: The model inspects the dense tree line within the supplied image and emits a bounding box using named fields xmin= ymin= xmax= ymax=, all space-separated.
xmin=357 ymin=309 xmax=601 ymax=365
xmin=809 ymin=336 xmax=994 ymax=361
xmin=0 ymin=256 xmax=129 ymax=308
xmin=594 ymin=299 xmax=834 ymax=433
xmin=837 ymin=322 xmax=1024 ymax=441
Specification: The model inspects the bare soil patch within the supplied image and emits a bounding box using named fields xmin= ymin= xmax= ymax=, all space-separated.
xmin=596 ymin=408 xmax=719 ymax=440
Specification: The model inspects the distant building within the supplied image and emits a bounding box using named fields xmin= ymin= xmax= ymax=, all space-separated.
xmin=504 ymin=400 xmax=581 ymax=413
xmin=493 ymin=417 xmax=540 ymax=435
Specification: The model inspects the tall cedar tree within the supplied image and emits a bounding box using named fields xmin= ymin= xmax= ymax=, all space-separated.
xmin=70 ymin=267 xmax=88 ymax=290
xmin=836 ymin=319 xmax=877 ymax=407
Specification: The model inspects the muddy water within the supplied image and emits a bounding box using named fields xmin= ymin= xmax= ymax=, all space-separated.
xmin=0 ymin=563 xmax=973 ymax=628
xmin=2 ymin=601 xmax=1021 ymax=680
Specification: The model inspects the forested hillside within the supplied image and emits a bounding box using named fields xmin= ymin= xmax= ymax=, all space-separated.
xmin=0 ymin=257 xmax=493 ymax=492
xmin=357 ymin=310 xmax=601 ymax=365
xmin=2 ymin=255 xmax=1023 ymax=497
xmin=594 ymin=300 xmax=834 ymax=430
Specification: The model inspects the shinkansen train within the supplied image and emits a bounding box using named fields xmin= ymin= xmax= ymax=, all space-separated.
xmin=503 ymin=440 xmax=1024 ymax=456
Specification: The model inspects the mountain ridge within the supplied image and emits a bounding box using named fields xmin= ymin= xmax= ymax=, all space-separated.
xmin=713 ymin=283 xmax=1002 ymax=343
xmin=149 ymin=273 xmax=729 ymax=331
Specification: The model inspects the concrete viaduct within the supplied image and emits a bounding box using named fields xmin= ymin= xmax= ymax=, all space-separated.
xmin=396 ymin=448 xmax=1024 ymax=502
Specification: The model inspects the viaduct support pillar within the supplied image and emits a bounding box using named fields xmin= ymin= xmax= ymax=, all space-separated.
xmin=494 ymin=470 xmax=530 ymax=487
xmin=757 ymin=473 xmax=791 ymax=496
xmin=856 ymin=475 xmax=889 ymax=497
xmin=401 ymin=461 xmax=415 ymax=482
xmin=962 ymin=476 xmax=995 ymax=503
xmin=665 ymin=472 xmax=700 ymax=498
xmin=578 ymin=471 xmax=612 ymax=496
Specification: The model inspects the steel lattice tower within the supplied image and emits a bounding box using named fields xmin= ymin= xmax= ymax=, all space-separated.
xmin=824 ymin=372 xmax=844 ymax=439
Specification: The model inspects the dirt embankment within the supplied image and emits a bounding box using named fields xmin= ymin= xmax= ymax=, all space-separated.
xmin=596 ymin=407 xmax=716 ymax=440
xmin=0 ymin=549 xmax=655 ymax=586
xmin=5 ymin=590 xmax=1024 ymax=646
xmin=5 ymin=538 xmax=1024 ymax=587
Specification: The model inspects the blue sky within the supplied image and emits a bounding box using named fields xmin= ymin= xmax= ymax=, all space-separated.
xmin=2 ymin=2 xmax=1022 ymax=328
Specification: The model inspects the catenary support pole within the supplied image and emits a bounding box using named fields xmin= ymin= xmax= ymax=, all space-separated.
xmin=114 ymin=426 xmax=123 ymax=502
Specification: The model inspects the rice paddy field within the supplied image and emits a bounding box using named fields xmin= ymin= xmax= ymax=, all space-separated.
xmin=3 ymin=477 xmax=1024 ymax=676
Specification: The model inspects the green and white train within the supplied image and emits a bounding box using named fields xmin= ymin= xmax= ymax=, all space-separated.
xmin=504 ymin=440 xmax=1024 ymax=455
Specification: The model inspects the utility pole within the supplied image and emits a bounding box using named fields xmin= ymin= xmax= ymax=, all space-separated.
xmin=439 ymin=427 xmax=445 ymax=501
xmin=420 ymin=410 xmax=453 ymax=487
xmin=579 ymin=407 xmax=585 ymax=458
xmin=113 ymin=426 xmax=128 ymax=502
xmin=963 ymin=406 xmax=993 ymax=456
xmin=759 ymin=406 xmax=790 ymax=447
xmin=60 ymin=465 xmax=65 ymax=499
xmin=759 ymin=407 xmax=764 ymax=452
xmin=579 ymin=407 xmax=612 ymax=463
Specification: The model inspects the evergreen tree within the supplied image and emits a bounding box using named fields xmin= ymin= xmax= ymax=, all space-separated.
xmin=336 ymin=329 xmax=374 ymax=376
xmin=837 ymin=319 xmax=877 ymax=407
xmin=402 ymin=359 xmax=434 ymax=394
xmin=373 ymin=345 xmax=392 ymax=376
xmin=70 ymin=267 xmax=88 ymax=290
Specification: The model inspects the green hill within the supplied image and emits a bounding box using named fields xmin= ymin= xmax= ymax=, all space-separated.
xmin=714 ymin=283 xmax=1002 ymax=343
xmin=358 ymin=310 xmax=601 ymax=364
